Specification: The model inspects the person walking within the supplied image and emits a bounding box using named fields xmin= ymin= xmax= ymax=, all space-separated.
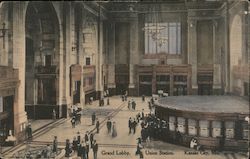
xmin=142 ymin=95 xmax=145 ymax=102
xmin=112 ymin=121 xmax=117 ymax=137
xmin=141 ymin=109 xmax=145 ymax=120
xmin=132 ymin=100 xmax=136 ymax=110
xmin=128 ymin=100 xmax=131 ymax=110
xmin=128 ymin=117 xmax=133 ymax=134
xmin=84 ymin=131 xmax=89 ymax=143
xmin=77 ymin=131 xmax=81 ymax=144
xmin=26 ymin=123 xmax=33 ymax=140
xmin=135 ymin=138 xmax=143 ymax=156
xmin=107 ymin=97 xmax=110 ymax=105
xmin=52 ymin=109 xmax=56 ymax=120
xmin=65 ymin=139 xmax=72 ymax=157
xmin=90 ymin=133 xmax=94 ymax=148
xmin=52 ymin=136 xmax=58 ymax=154
xmin=92 ymin=112 xmax=96 ymax=125
xmin=71 ymin=116 xmax=76 ymax=128
xmin=132 ymin=118 xmax=137 ymax=134
xmin=85 ymin=141 xmax=90 ymax=159
xmin=72 ymin=136 xmax=78 ymax=152
xmin=96 ymin=118 xmax=100 ymax=133
xmin=92 ymin=140 xmax=98 ymax=159
xmin=80 ymin=142 xmax=86 ymax=159
xmin=106 ymin=118 xmax=112 ymax=134
xmin=77 ymin=141 xmax=82 ymax=158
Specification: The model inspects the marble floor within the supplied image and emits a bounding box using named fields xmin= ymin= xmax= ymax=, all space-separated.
xmin=1 ymin=96 xmax=248 ymax=159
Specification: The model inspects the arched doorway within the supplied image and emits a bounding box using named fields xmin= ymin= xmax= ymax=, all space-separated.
xmin=25 ymin=2 xmax=60 ymax=119
xmin=230 ymin=15 xmax=242 ymax=93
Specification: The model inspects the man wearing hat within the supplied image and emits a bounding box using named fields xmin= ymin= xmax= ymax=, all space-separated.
xmin=92 ymin=140 xmax=98 ymax=159
xmin=26 ymin=123 xmax=32 ymax=140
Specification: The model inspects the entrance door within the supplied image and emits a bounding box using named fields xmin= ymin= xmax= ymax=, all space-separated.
xmin=38 ymin=78 xmax=56 ymax=104
xmin=198 ymin=84 xmax=212 ymax=95
xmin=116 ymin=83 xmax=128 ymax=95
xmin=139 ymin=84 xmax=152 ymax=96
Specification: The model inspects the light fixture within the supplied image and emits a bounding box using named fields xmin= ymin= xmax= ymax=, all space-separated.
xmin=0 ymin=22 xmax=8 ymax=49
xmin=142 ymin=4 xmax=168 ymax=47
xmin=0 ymin=23 xmax=7 ymax=38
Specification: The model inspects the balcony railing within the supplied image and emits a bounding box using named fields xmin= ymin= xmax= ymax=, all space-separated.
xmin=35 ymin=65 xmax=58 ymax=75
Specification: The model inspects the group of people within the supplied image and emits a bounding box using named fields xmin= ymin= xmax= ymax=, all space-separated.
xmin=99 ymin=97 xmax=110 ymax=106
xmin=128 ymin=99 xmax=137 ymax=110
xmin=135 ymin=138 xmax=144 ymax=159
xmin=139 ymin=113 xmax=169 ymax=143
xmin=71 ymin=108 xmax=82 ymax=128
xmin=91 ymin=112 xmax=100 ymax=134
xmin=106 ymin=118 xmax=117 ymax=137
xmin=121 ymin=90 xmax=128 ymax=101
xmin=65 ymin=131 xmax=98 ymax=159
xmin=128 ymin=117 xmax=138 ymax=134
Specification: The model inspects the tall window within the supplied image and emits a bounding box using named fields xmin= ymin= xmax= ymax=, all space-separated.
xmin=86 ymin=57 xmax=91 ymax=65
xmin=145 ymin=22 xmax=181 ymax=54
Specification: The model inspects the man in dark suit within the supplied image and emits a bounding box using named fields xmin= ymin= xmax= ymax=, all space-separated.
xmin=85 ymin=141 xmax=90 ymax=159
xmin=92 ymin=112 xmax=96 ymax=125
xmin=128 ymin=117 xmax=133 ymax=134
xmin=26 ymin=123 xmax=33 ymax=140
xmin=90 ymin=133 xmax=94 ymax=148
xmin=84 ymin=131 xmax=89 ymax=142
xmin=96 ymin=118 xmax=100 ymax=133
xmin=132 ymin=118 xmax=137 ymax=134
xmin=106 ymin=118 xmax=112 ymax=134
xmin=92 ymin=140 xmax=98 ymax=159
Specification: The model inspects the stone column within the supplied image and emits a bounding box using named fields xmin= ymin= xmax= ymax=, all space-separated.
xmin=212 ymin=20 xmax=222 ymax=95
xmin=224 ymin=1 xmax=230 ymax=93
xmin=107 ymin=22 xmax=116 ymax=95
xmin=60 ymin=2 xmax=72 ymax=109
xmin=129 ymin=16 xmax=139 ymax=96
xmin=96 ymin=20 xmax=104 ymax=99
xmin=12 ymin=2 xmax=27 ymax=139
xmin=187 ymin=19 xmax=198 ymax=94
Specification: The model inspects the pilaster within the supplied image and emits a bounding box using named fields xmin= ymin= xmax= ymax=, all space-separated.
xmin=12 ymin=2 xmax=27 ymax=139
xmin=107 ymin=22 xmax=116 ymax=94
xmin=212 ymin=20 xmax=222 ymax=94
xmin=129 ymin=16 xmax=139 ymax=96
xmin=187 ymin=19 xmax=198 ymax=94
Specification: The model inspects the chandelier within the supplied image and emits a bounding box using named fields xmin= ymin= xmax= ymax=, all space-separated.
xmin=142 ymin=5 xmax=168 ymax=47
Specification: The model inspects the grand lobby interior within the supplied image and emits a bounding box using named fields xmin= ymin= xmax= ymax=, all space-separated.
xmin=0 ymin=0 xmax=249 ymax=159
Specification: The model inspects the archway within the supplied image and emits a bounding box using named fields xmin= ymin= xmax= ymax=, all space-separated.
xmin=230 ymin=15 xmax=242 ymax=93
xmin=25 ymin=2 xmax=60 ymax=119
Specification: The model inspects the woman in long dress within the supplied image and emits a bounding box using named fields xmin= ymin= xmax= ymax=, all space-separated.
xmin=112 ymin=122 xmax=117 ymax=137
